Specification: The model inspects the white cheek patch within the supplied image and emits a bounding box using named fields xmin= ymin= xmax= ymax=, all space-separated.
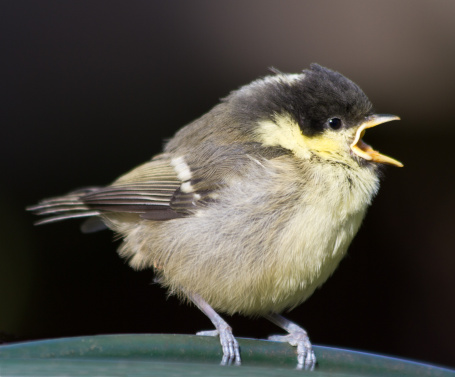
xmin=256 ymin=114 xmax=313 ymax=160
xmin=256 ymin=113 xmax=357 ymax=165
xmin=171 ymin=156 xmax=192 ymax=182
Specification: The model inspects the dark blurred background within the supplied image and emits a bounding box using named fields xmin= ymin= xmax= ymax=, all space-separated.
xmin=1 ymin=0 xmax=454 ymax=370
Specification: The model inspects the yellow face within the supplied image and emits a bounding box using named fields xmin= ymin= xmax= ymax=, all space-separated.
xmin=255 ymin=113 xmax=402 ymax=167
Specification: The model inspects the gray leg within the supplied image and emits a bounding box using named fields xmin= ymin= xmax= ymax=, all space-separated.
xmin=189 ymin=292 xmax=241 ymax=366
xmin=265 ymin=313 xmax=316 ymax=370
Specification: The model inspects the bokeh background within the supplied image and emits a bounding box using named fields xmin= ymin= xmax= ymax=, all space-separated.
xmin=2 ymin=0 xmax=454 ymax=369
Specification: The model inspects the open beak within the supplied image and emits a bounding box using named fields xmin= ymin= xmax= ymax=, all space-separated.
xmin=350 ymin=114 xmax=403 ymax=167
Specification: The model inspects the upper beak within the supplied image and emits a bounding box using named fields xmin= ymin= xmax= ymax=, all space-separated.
xmin=350 ymin=114 xmax=403 ymax=167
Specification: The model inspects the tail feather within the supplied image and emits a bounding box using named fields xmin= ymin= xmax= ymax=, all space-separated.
xmin=27 ymin=187 xmax=102 ymax=225
xmin=32 ymin=211 xmax=102 ymax=225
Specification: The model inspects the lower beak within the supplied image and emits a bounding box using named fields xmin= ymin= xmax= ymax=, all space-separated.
xmin=350 ymin=114 xmax=403 ymax=167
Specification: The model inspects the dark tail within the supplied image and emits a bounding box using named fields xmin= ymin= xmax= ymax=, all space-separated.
xmin=27 ymin=187 xmax=102 ymax=225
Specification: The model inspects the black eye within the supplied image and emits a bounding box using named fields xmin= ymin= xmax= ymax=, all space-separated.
xmin=328 ymin=118 xmax=342 ymax=130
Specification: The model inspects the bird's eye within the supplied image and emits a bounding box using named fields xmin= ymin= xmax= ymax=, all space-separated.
xmin=328 ymin=118 xmax=342 ymax=130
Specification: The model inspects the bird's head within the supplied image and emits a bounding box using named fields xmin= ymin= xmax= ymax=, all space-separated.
xmin=231 ymin=63 xmax=402 ymax=168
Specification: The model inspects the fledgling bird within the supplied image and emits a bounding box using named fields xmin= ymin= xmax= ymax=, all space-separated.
xmin=28 ymin=64 xmax=402 ymax=370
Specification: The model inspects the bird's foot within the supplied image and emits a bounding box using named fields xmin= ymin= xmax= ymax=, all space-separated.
xmin=189 ymin=291 xmax=241 ymax=366
xmin=268 ymin=329 xmax=316 ymax=371
xmin=265 ymin=313 xmax=317 ymax=370
xmin=197 ymin=326 xmax=241 ymax=366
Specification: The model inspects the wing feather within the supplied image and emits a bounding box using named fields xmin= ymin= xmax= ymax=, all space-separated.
xmin=28 ymin=155 xmax=186 ymax=223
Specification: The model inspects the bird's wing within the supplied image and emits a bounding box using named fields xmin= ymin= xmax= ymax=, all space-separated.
xmin=28 ymin=144 xmax=289 ymax=225
xmin=28 ymin=153 xmax=218 ymax=225
xmin=85 ymin=154 xmax=184 ymax=219
xmin=88 ymin=143 xmax=290 ymax=219
xmin=28 ymin=154 xmax=181 ymax=224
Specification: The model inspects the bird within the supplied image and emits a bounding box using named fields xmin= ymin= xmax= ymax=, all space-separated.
xmin=28 ymin=63 xmax=402 ymax=370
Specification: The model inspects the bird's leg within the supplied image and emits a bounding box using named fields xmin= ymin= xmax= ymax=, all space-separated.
xmin=188 ymin=292 xmax=241 ymax=366
xmin=265 ymin=313 xmax=316 ymax=370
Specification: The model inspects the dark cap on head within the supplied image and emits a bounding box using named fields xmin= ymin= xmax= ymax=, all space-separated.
xmin=296 ymin=64 xmax=373 ymax=134
xmin=229 ymin=64 xmax=374 ymax=137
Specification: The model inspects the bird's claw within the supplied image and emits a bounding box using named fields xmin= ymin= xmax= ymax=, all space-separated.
xmin=197 ymin=326 xmax=241 ymax=366
xmin=268 ymin=330 xmax=316 ymax=370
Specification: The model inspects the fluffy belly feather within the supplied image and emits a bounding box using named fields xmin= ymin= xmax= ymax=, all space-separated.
xmin=116 ymin=159 xmax=378 ymax=316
